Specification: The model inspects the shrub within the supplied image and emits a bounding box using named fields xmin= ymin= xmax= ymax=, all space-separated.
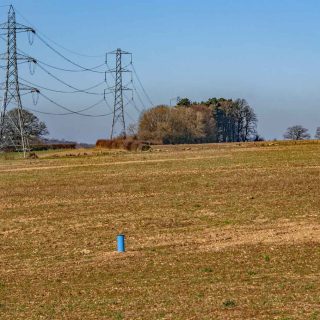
xmin=96 ymin=138 xmax=151 ymax=152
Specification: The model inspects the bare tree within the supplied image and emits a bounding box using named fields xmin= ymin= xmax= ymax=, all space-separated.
xmin=166 ymin=107 xmax=206 ymax=144
xmin=283 ymin=125 xmax=310 ymax=140
xmin=138 ymin=105 xmax=171 ymax=142
xmin=1 ymin=108 xmax=48 ymax=146
xmin=138 ymin=105 xmax=213 ymax=144
xmin=211 ymin=98 xmax=257 ymax=142
xmin=315 ymin=127 xmax=320 ymax=140
xmin=127 ymin=123 xmax=138 ymax=138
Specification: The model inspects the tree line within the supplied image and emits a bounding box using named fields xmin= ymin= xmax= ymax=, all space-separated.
xmin=138 ymin=97 xmax=259 ymax=144
xmin=2 ymin=107 xmax=320 ymax=150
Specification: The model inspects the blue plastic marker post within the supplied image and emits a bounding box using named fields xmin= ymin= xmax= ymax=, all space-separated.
xmin=117 ymin=234 xmax=125 ymax=252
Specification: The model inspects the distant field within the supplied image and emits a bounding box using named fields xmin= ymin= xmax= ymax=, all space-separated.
xmin=1 ymin=141 xmax=320 ymax=319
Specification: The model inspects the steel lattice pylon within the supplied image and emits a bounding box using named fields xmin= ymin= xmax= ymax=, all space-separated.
xmin=106 ymin=48 xmax=132 ymax=139
xmin=0 ymin=5 xmax=38 ymax=157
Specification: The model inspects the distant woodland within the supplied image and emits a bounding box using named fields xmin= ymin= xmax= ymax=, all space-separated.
xmin=138 ymin=98 xmax=259 ymax=144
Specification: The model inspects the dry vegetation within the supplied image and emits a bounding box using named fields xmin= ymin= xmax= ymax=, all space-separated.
xmin=0 ymin=141 xmax=320 ymax=319
xmin=96 ymin=138 xmax=150 ymax=152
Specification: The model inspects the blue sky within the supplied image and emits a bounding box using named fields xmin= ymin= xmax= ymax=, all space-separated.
xmin=1 ymin=0 xmax=320 ymax=142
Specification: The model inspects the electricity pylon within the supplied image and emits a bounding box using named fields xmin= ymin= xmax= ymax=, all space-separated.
xmin=0 ymin=5 xmax=38 ymax=157
xmin=105 ymin=48 xmax=132 ymax=139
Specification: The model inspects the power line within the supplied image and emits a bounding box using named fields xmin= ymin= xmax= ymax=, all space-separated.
xmin=14 ymin=8 xmax=104 ymax=58
xmin=131 ymin=98 xmax=143 ymax=114
xmin=28 ymin=97 xmax=105 ymax=116
xmin=123 ymin=93 xmax=141 ymax=114
xmin=103 ymin=97 xmax=113 ymax=112
xmin=1 ymin=6 xmax=152 ymax=140
xmin=0 ymin=3 xmax=118 ymax=153
xmin=0 ymin=5 xmax=37 ymax=156
xmin=105 ymin=71 xmax=142 ymax=118
xmin=107 ymin=60 xmax=151 ymax=112
xmin=106 ymin=61 xmax=144 ymax=113
xmin=36 ymin=63 xmax=105 ymax=94
xmin=36 ymin=59 xmax=104 ymax=73
xmin=39 ymin=93 xmax=113 ymax=117
xmin=103 ymin=96 xmax=135 ymax=123
xmin=19 ymin=76 xmax=105 ymax=95
xmin=26 ymin=108 xmax=77 ymax=116
xmin=36 ymin=33 xmax=105 ymax=73
xmin=12 ymin=43 xmax=104 ymax=74
xmin=12 ymin=45 xmax=106 ymax=95
xmin=106 ymin=48 xmax=133 ymax=139
xmin=1 ymin=11 xmax=105 ymax=72
xmin=131 ymin=62 xmax=154 ymax=107
xmin=132 ymin=85 xmax=147 ymax=110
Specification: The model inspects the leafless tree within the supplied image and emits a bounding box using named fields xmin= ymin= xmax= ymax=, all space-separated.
xmin=283 ymin=125 xmax=310 ymax=140
xmin=315 ymin=127 xmax=320 ymax=140
xmin=1 ymin=108 xmax=48 ymax=146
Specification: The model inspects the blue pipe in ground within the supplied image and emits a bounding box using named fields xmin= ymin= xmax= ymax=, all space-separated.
xmin=117 ymin=234 xmax=125 ymax=252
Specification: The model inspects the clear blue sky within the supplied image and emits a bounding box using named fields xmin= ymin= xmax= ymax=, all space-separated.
xmin=1 ymin=0 xmax=320 ymax=142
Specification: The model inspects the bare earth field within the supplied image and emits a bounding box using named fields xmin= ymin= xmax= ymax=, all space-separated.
xmin=0 ymin=141 xmax=320 ymax=319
